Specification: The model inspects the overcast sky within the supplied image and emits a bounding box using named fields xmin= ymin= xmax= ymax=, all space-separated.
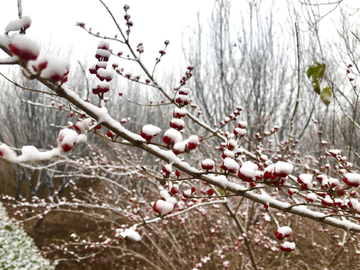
xmin=0 ymin=1 xmax=216 ymax=72
xmin=0 ymin=1 xmax=359 ymax=78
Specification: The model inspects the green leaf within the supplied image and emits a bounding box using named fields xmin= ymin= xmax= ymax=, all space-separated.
xmin=321 ymin=87 xmax=331 ymax=106
xmin=4 ymin=225 xmax=13 ymax=232
xmin=306 ymin=65 xmax=315 ymax=78
xmin=314 ymin=80 xmax=320 ymax=94
xmin=217 ymin=187 xmax=226 ymax=195
xmin=314 ymin=64 xmax=326 ymax=80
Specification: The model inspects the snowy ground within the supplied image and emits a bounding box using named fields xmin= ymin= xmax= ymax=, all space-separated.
xmin=0 ymin=202 xmax=56 ymax=270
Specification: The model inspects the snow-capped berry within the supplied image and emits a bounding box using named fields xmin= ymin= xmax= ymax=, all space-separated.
xmin=233 ymin=128 xmax=246 ymax=137
xmin=237 ymin=121 xmax=247 ymax=129
xmin=329 ymin=149 xmax=341 ymax=157
xmin=173 ymin=141 xmax=186 ymax=155
xmin=280 ymin=241 xmax=296 ymax=252
xmin=57 ymin=128 xmax=78 ymax=152
xmin=0 ymin=144 xmax=17 ymax=162
xmin=220 ymin=157 xmax=239 ymax=174
xmin=273 ymin=162 xmax=293 ymax=177
xmin=297 ymin=174 xmax=313 ymax=190
xmin=202 ymin=159 xmax=215 ymax=171
xmin=95 ymin=48 xmax=111 ymax=61
xmin=178 ymin=87 xmax=190 ymax=95
xmin=153 ymin=200 xmax=174 ymax=215
xmin=263 ymin=164 xmax=275 ymax=179
xmin=162 ymin=164 xmax=172 ymax=176
xmin=169 ymin=118 xmax=185 ymax=131
xmin=97 ymin=41 xmax=110 ymax=50
xmin=238 ymin=161 xmax=259 ymax=182
xmin=5 ymin=16 xmax=32 ymax=34
xmin=227 ymin=139 xmax=237 ymax=151
xmin=96 ymin=68 xmax=114 ymax=82
xmin=73 ymin=118 xmax=92 ymax=132
xmin=163 ymin=128 xmax=182 ymax=146
xmin=306 ymin=193 xmax=317 ymax=202
xmin=222 ymin=150 xmax=235 ymax=159
xmin=173 ymin=108 xmax=187 ymax=118
xmin=9 ymin=35 xmax=39 ymax=61
xmin=106 ymin=130 xmax=114 ymax=138
xmin=343 ymin=173 xmax=360 ymax=187
xmin=274 ymin=226 xmax=292 ymax=240
xmin=40 ymin=55 xmax=70 ymax=82
xmin=170 ymin=184 xmax=179 ymax=195
xmin=140 ymin=124 xmax=161 ymax=142
xmin=175 ymin=95 xmax=190 ymax=106
xmin=92 ymin=82 xmax=110 ymax=94
xmin=187 ymin=135 xmax=199 ymax=150
xmin=321 ymin=195 xmax=333 ymax=207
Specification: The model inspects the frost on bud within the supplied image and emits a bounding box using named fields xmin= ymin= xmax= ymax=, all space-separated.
xmin=164 ymin=40 xmax=170 ymax=45
xmin=9 ymin=35 xmax=39 ymax=61
xmin=140 ymin=124 xmax=161 ymax=142
xmin=124 ymin=4 xmax=130 ymax=11
xmin=202 ymin=159 xmax=215 ymax=171
xmin=57 ymin=128 xmax=78 ymax=152
xmin=280 ymin=241 xmax=296 ymax=252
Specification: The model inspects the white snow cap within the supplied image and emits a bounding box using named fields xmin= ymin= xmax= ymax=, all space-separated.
xmin=274 ymin=161 xmax=293 ymax=177
xmin=74 ymin=118 xmax=92 ymax=132
xmin=5 ymin=16 xmax=32 ymax=33
xmin=0 ymin=144 xmax=18 ymax=163
xmin=154 ymin=199 xmax=174 ymax=215
xmin=10 ymin=34 xmax=40 ymax=61
xmin=163 ymin=128 xmax=183 ymax=144
xmin=57 ymin=128 xmax=78 ymax=152
xmin=277 ymin=226 xmax=292 ymax=236
xmin=142 ymin=124 xmax=161 ymax=137
xmin=239 ymin=161 xmax=259 ymax=178
xmin=222 ymin=157 xmax=239 ymax=172
xmin=281 ymin=241 xmax=296 ymax=250
xmin=117 ymin=228 xmax=141 ymax=241
xmin=38 ymin=55 xmax=70 ymax=81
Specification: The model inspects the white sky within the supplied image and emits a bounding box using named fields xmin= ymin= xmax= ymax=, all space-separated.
xmin=0 ymin=0 xmax=216 ymax=72
xmin=0 ymin=0 xmax=359 ymax=77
